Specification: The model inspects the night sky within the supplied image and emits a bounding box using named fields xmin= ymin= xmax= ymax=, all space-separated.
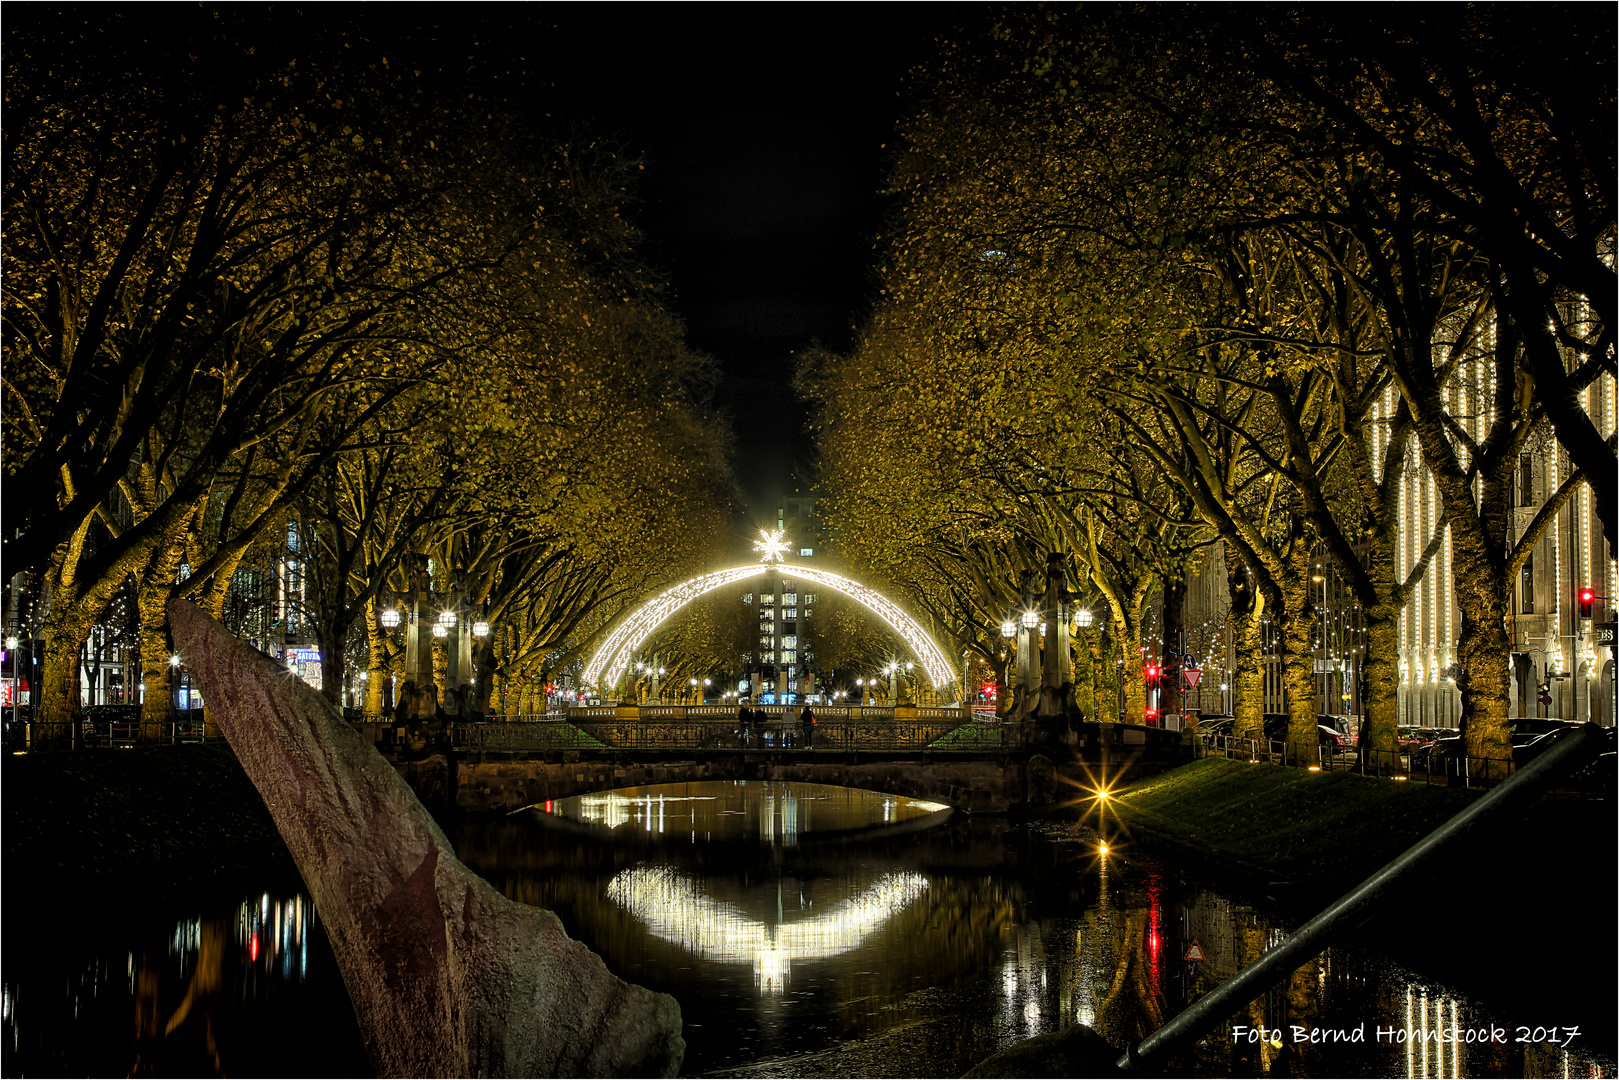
xmin=517 ymin=8 xmax=961 ymax=524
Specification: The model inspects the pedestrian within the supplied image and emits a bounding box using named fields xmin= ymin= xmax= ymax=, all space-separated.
xmin=737 ymin=703 xmax=751 ymax=748
xmin=800 ymin=705 xmax=815 ymax=750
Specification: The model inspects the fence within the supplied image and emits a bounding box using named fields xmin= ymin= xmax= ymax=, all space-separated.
xmin=450 ymin=714 xmax=1016 ymax=754
xmin=1192 ymin=732 xmax=1609 ymax=793
xmin=5 ymin=716 xmax=210 ymax=751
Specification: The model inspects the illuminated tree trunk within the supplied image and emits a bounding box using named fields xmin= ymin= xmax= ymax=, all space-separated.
xmin=137 ymin=541 xmax=185 ymax=741
xmin=365 ymin=598 xmax=391 ymax=716
xmin=1111 ymin=608 xmax=1148 ymax=725
xmin=1360 ymin=555 xmax=1403 ymax=772
xmin=1231 ymin=605 xmax=1267 ymax=744
xmin=37 ymin=602 xmax=93 ymax=745
xmin=1451 ymin=532 xmax=1514 ymax=779
xmin=1280 ymin=571 xmax=1320 ymax=766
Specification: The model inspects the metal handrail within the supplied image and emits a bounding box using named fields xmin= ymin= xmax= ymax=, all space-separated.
xmin=1117 ymin=723 xmax=1605 ymax=1072
xmin=445 ymin=716 xmax=1015 ymax=753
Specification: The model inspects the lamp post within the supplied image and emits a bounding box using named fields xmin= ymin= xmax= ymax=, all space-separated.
xmin=5 ymin=634 xmax=17 ymax=718
xmin=636 ymin=658 xmax=666 ymax=705
xmin=1017 ymin=609 xmax=1039 ymax=720
xmin=1000 ymin=620 xmax=1016 ymax=718
xmin=1073 ymin=608 xmax=1094 ymax=719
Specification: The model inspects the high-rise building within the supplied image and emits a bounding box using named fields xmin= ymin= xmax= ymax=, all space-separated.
xmin=742 ymin=492 xmax=822 ymax=703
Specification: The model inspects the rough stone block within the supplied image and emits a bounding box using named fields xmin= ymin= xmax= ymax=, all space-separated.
xmin=169 ymin=600 xmax=684 ymax=1078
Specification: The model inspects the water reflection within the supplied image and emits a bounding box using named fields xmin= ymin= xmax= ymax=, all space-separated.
xmin=540 ymin=780 xmax=951 ymax=844
xmin=2 ymin=885 xmax=364 ymax=1077
xmin=6 ymin=783 xmax=1608 ymax=1077
xmin=607 ymin=866 xmax=929 ymax=991
xmin=458 ymin=788 xmax=1614 ymax=1077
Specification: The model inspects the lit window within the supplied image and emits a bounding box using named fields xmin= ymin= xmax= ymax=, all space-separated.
xmin=799 ymin=548 xmax=814 ymax=557
xmin=783 ymin=650 xmax=798 ymax=663
xmin=760 ymin=635 xmax=774 ymax=648
xmin=783 ymin=593 xmax=797 ymax=605
xmin=785 ymin=608 xmax=798 ymax=619
xmin=804 ymin=593 xmax=817 ymax=604
xmin=783 ymin=635 xmax=798 ymax=648
xmin=761 ymin=596 xmax=775 ymax=606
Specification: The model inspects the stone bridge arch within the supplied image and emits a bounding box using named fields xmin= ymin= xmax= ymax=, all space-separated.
xmin=582 ymin=563 xmax=957 ymax=697
xmin=425 ymin=753 xmax=1047 ymax=816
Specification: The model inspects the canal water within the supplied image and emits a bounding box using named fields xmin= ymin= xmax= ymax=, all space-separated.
xmin=3 ymin=780 xmax=1611 ymax=1077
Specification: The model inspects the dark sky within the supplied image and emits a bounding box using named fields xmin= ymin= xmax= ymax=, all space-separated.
xmin=518 ymin=8 xmax=959 ymax=525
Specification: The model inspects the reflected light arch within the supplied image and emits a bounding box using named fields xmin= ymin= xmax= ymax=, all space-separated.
xmin=582 ymin=563 xmax=955 ymax=693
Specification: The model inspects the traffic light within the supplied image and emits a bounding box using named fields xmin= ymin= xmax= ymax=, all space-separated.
xmin=1577 ymin=587 xmax=1595 ymax=619
xmin=1145 ymin=663 xmax=1161 ymax=681
xmin=1537 ymin=680 xmax=1552 ymax=707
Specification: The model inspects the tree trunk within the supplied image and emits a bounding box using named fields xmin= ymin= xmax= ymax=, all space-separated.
xmin=1225 ymin=557 xmax=1267 ymax=743
xmin=1232 ymin=611 xmax=1266 ymax=745
xmin=137 ymin=543 xmax=185 ymax=741
xmin=37 ymin=601 xmax=93 ymax=745
xmin=1113 ymin=610 xmax=1147 ymax=725
xmin=317 ymin=608 xmax=354 ymax=709
xmin=1452 ymin=534 xmax=1514 ymax=780
xmin=1281 ymin=563 xmax=1320 ymax=766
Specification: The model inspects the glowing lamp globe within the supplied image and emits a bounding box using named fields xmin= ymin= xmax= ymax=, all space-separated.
xmin=432 ymin=623 xmax=448 ymax=639
xmin=1075 ymin=608 xmax=1094 ymax=628
xmin=379 ymin=607 xmax=401 ymax=629
xmin=1021 ymin=609 xmax=1039 ymax=629
xmin=472 ymin=619 xmax=490 ymax=638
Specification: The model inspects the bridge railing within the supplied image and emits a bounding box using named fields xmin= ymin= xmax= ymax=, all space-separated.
xmin=446 ymin=714 xmax=1022 ymax=753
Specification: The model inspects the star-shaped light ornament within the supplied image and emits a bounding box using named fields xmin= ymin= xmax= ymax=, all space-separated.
xmin=753 ymin=529 xmax=791 ymax=564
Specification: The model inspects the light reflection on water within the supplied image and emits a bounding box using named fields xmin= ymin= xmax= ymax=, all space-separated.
xmin=541 ymin=779 xmax=951 ymax=843
xmin=459 ymin=782 xmax=1615 ymax=1078
xmin=607 ymin=865 xmax=930 ymax=991
xmin=4 ymin=780 xmax=1610 ymax=1077
xmin=2 ymin=885 xmax=364 ymax=1077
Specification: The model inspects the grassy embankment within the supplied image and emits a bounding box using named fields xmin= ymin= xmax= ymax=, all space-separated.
xmin=3 ymin=743 xmax=288 ymax=898
xmin=1106 ymin=756 xmax=1500 ymax=892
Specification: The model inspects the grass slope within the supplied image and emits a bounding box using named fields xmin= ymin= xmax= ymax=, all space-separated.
xmin=3 ymin=743 xmax=288 ymax=894
xmin=1109 ymin=757 xmax=1488 ymax=889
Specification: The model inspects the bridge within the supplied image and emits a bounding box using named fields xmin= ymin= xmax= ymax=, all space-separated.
xmin=362 ymin=705 xmax=1189 ymax=816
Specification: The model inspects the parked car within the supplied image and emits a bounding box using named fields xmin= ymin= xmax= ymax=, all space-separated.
xmin=1396 ymin=726 xmax=1435 ymax=754
xmin=1409 ymin=735 xmax=1464 ymax=772
xmin=1317 ymin=725 xmax=1352 ymax=753
xmin=1318 ymin=714 xmax=1360 ymax=749
xmin=1508 ymin=717 xmax=1580 ymax=739
xmin=1260 ymin=714 xmax=1343 ymax=754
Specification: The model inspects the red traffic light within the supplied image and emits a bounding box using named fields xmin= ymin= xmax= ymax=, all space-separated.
xmin=1578 ymin=587 xmax=1595 ymax=618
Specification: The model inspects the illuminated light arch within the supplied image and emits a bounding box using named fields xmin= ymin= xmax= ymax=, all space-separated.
xmin=582 ymin=563 xmax=956 ymax=694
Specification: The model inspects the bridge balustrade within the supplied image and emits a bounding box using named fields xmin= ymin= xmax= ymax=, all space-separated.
xmin=445 ymin=714 xmax=1019 ymax=754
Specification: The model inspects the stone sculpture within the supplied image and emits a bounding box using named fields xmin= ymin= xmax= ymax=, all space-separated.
xmin=168 ymin=599 xmax=684 ymax=1077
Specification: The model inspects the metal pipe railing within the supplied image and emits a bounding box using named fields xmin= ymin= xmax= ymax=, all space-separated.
xmin=1115 ymin=722 xmax=1605 ymax=1072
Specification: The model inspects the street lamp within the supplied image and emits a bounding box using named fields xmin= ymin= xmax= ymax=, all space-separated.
xmin=1074 ymin=608 xmax=1094 ymax=629
xmin=5 ymin=635 xmax=17 ymax=716
xmin=379 ymin=606 xmax=401 ymax=629
xmin=169 ymin=653 xmax=187 ymax=716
